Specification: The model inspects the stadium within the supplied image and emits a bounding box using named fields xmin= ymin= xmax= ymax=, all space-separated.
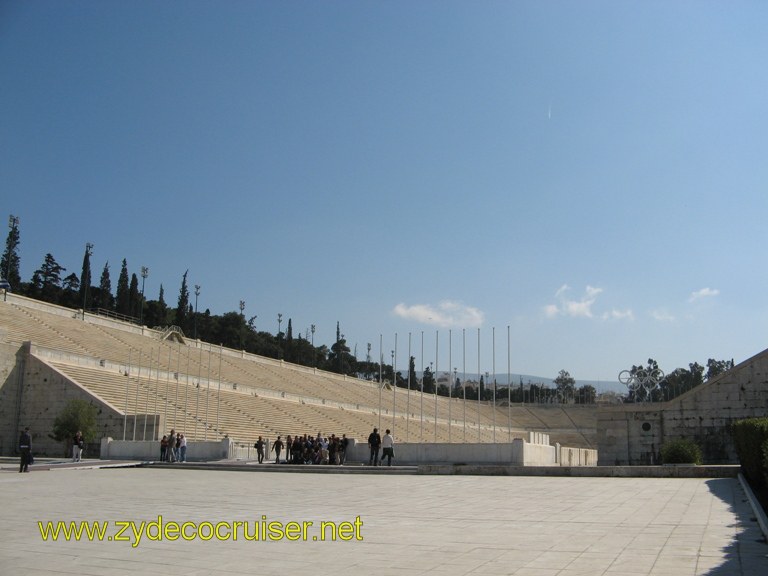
xmin=0 ymin=292 xmax=597 ymax=464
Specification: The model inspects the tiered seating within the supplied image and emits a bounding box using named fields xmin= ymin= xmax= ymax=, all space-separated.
xmin=1 ymin=296 xmax=596 ymax=446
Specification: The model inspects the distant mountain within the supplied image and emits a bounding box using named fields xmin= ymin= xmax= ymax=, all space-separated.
xmin=419 ymin=371 xmax=624 ymax=393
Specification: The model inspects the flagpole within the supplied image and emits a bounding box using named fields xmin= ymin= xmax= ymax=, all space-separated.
xmin=492 ymin=326 xmax=496 ymax=443
xmin=378 ymin=333 xmax=382 ymax=431
xmin=420 ymin=330 xmax=424 ymax=442
xmin=184 ymin=342 xmax=191 ymax=434
xmin=194 ymin=348 xmax=201 ymax=442
xmin=434 ymin=329 xmax=439 ymax=442
xmin=448 ymin=328 xmax=452 ymax=443
xmin=477 ymin=328 xmax=481 ymax=442
xmin=123 ymin=349 xmax=131 ymax=441
xmin=214 ymin=344 xmax=224 ymax=434
xmin=392 ymin=333 xmax=397 ymax=432
xmin=132 ymin=348 xmax=142 ymax=441
xmin=406 ymin=332 xmax=411 ymax=442
xmin=152 ymin=346 xmax=160 ymax=440
xmin=163 ymin=347 xmax=170 ymax=434
xmin=507 ymin=324 xmax=512 ymax=442
xmin=143 ymin=347 xmax=153 ymax=441
xmin=176 ymin=341 xmax=182 ymax=429
xmin=462 ymin=328 xmax=466 ymax=443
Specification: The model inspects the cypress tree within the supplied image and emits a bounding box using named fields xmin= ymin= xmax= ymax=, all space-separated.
xmin=79 ymin=244 xmax=92 ymax=310
xmin=175 ymin=270 xmax=189 ymax=331
xmin=115 ymin=259 xmax=130 ymax=315
xmin=1 ymin=217 xmax=21 ymax=289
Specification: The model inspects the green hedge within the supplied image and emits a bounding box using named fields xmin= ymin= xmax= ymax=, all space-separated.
xmin=731 ymin=417 xmax=768 ymax=489
xmin=660 ymin=438 xmax=702 ymax=465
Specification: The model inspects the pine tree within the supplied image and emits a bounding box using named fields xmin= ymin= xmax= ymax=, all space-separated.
xmin=34 ymin=253 xmax=66 ymax=304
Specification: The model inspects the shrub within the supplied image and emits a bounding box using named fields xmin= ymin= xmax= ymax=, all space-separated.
xmin=50 ymin=399 xmax=98 ymax=452
xmin=731 ymin=418 xmax=768 ymax=489
xmin=763 ymin=438 xmax=768 ymax=490
xmin=660 ymin=438 xmax=702 ymax=465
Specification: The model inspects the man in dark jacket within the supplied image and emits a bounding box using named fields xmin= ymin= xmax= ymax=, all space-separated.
xmin=367 ymin=427 xmax=381 ymax=466
xmin=19 ymin=427 xmax=32 ymax=473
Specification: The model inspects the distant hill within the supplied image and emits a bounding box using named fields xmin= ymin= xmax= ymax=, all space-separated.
xmin=423 ymin=371 xmax=624 ymax=393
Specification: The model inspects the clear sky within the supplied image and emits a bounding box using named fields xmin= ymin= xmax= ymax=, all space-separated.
xmin=2 ymin=1 xmax=767 ymax=385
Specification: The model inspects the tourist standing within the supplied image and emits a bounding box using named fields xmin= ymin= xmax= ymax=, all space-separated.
xmin=72 ymin=430 xmax=84 ymax=462
xmin=340 ymin=434 xmax=349 ymax=465
xmin=367 ymin=427 xmax=381 ymax=466
xmin=272 ymin=436 xmax=284 ymax=463
xmin=179 ymin=434 xmax=187 ymax=462
xmin=381 ymin=429 xmax=395 ymax=466
xmin=160 ymin=435 xmax=168 ymax=461
xmin=167 ymin=429 xmax=176 ymax=462
xmin=19 ymin=427 xmax=32 ymax=473
xmin=254 ymin=436 xmax=265 ymax=463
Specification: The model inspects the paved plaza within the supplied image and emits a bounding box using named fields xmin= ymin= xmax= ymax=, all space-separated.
xmin=1 ymin=465 xmax=766 ymax=576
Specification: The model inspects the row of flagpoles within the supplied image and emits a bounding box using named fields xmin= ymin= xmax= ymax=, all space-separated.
xmin=377 ymin=327 xmax=514 ymax=443
xmin=120 ymin=326 xmax=516 ymax=444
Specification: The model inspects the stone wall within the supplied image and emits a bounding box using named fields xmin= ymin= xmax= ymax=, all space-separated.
xmin=597 ymin=347 xmax=768 ymax=465
xmin=101 ymin=437 xmax=231 ymax=461
xmin=0 ymin=341 xmax=24 ymax=455
xmin=9 ymin=349 xmax=131 ymax=457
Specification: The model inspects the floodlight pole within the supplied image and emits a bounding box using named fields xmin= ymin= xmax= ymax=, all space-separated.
xmin=193 ymin=284 xmax=200 ymax=339
xmin=140 ymin=266 xmax=149 ymax=326
xmin=82 ymin=243 xmax=93 ymax=320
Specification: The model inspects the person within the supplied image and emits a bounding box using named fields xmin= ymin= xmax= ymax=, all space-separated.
xmin=272 ymin=435 xmax=284 ymax=463
xmin=328 ymin=435 xmax=338 ymax=465
xmin=340 ymin=434 xmax=349 ymax=465
xmin=285 ymin=435 xmax=293 ymax=463
xmin=367 ymin=427 xmax=381 ymax=466
xmin=179 ymin=434 xmax=187 ymax=462
xmin=160 ymin=435 xmax=169 ymax=461
xmin=167 ymin=429 xmax=176 ymax=462
xmin=254 ymin=436 xmax=265 ymax=463
xmin=174 ymin=433 xmax=182 ymax=462
xmin=72 ymin=430 xmax=84 ymax=462
xmin=381 ymin=429 xmax=395 ymax=466
xmin=19 ymin=427 xmax=32 ymax=473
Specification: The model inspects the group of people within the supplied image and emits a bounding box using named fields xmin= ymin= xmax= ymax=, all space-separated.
xmin=256 ymin=433 xmax=351 ymax=465
xmin=160 ymin=429 xmax=187 ymax=462
xmin=17 ymin=424 xmax=396 ymax=470
xmin=253 ymin=427 xmax=396 ymax=467
xmin=367 ymin=427 xmax=395 ymax=466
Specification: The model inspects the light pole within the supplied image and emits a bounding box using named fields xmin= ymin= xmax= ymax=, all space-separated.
xmin=139 ymin=266 xmax=148 ymax=326
xmin=311 ymin=324 xmax=316 ymax=371
xmin=194 ymin=284 xmax=200 ymax=339
xmin=239 ymin=300 xmax=245 ymax=349
xmin=82 ymin=243 xmax=93 ymax=319
xmin=277 ymin=313 xmax=283 ymax=360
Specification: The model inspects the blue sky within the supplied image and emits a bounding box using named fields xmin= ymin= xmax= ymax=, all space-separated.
xmin=2 ymin=1 xmax=767 ymax=385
